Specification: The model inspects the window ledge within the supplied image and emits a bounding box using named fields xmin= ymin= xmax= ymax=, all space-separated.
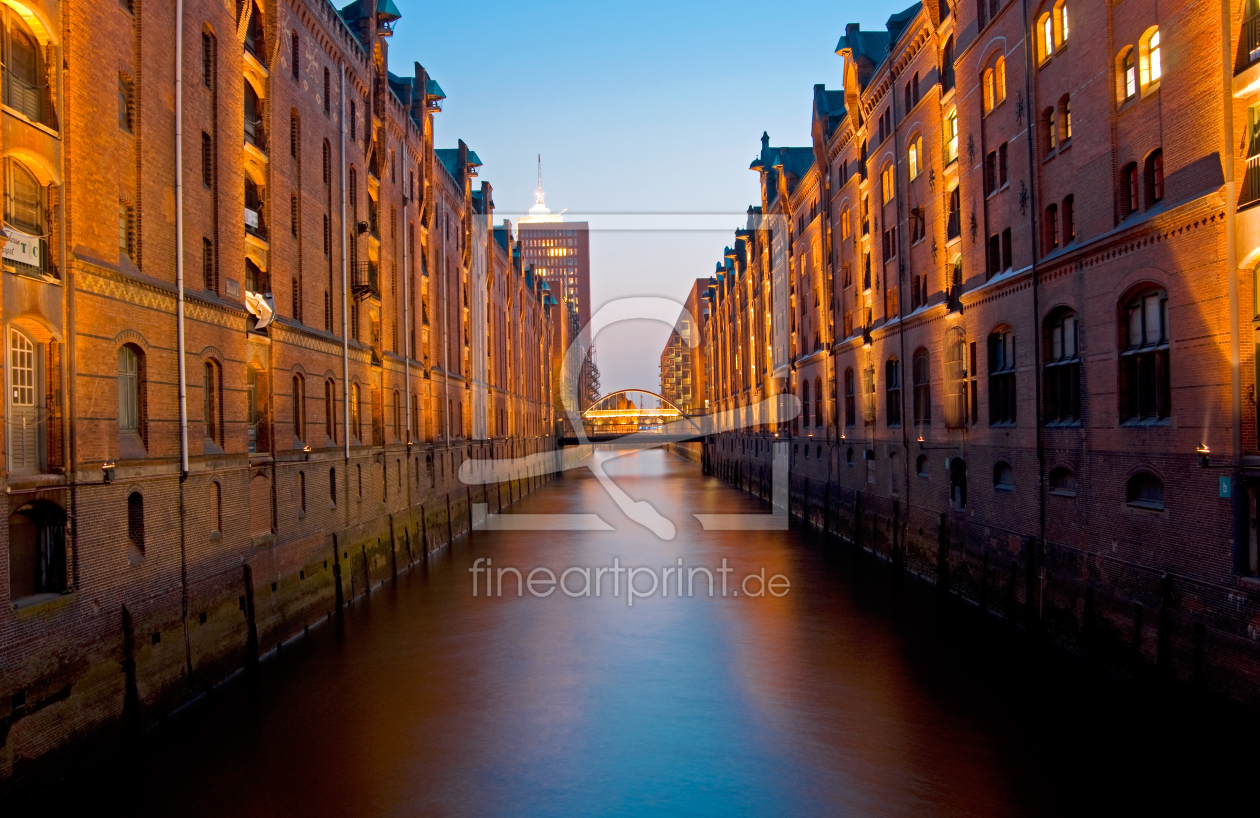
xmin=994 ymin=484 xmax=1014 ymax=492
xmin=1141 ymin=80 xmax=1161 ymax=100
xmin=11 ymin=591 xmax=73 ymax=614
xmin=1120 ymin=418 xmax=1171 ymax=428
xmin=1049 ymin=488 xmax=1077 ymax=498
xmin=1125 ymin=500 xmax=1165 ymax=512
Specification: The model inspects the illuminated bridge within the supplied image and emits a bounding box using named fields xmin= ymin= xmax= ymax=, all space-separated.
xmin=561 ymin=389 xmax=704 ymax=446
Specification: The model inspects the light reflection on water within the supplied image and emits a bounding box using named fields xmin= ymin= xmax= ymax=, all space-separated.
xmin=42 ymin=449 xmax=1259 ymax=816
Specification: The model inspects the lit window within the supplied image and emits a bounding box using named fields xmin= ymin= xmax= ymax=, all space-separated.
xmin=995 ymin=56 xmax=1006 ymax=104
xmin=881 ymin=166 xmax=894 ymax=204
xmin=908 ymin=139 xmax=920 ymax=179
xmin=1141 ymin=28 xmax=1162 ymax=87
xmin=1038 ymin=13 xmax=1053 ymax=63
xmin=945 ymin=108 xmax=959 ymax=163
xmin=1121 ymin=48 xmax=1137 ymax=100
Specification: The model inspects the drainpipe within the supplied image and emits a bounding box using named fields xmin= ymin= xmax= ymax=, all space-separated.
xmin=1223 ymin=0 xmax=1243 ymax=558
xmin=174 ymin=0 xmax=189 ymax=479
xmin=340 ymin=64 xmax=350 ymax=463
xmin=403 ymin=144 xmax=411 ymax=447
xmin=1020 ymin=0 xmax=1046 ymax=621
xmin=174 ymin=0 xmax=194 ymax=682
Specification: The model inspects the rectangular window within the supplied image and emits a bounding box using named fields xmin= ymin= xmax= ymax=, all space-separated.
xmin=118 ymin=76 xmax=133 ymax=131
xmin=988 ymin=330 xmax=1017 ymax=425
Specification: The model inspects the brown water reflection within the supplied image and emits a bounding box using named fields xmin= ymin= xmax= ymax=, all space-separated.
xmin=34 ymin=449 xmax=1259 ymax=816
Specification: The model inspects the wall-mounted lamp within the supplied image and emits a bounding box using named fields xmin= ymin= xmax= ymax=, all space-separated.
xmin=1197 ymin=444 xmax=1210 ymax=469
xmin=917 ymin=435 xmax=925 ymax=449
xmin=302 ymin=444 xmax=313 ymax=462
xmin=102 ymin=461 xmax=116 ymax=484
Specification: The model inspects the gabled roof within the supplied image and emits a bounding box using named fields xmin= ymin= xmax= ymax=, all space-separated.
xmin=813 ymin=85 xmax=847 ymax=140
xmin=434 ymin=148 xmax=482 ymax=181
xmin=834 ymin=3 xmax=924 ymax=90
xmin=750 ymin=132 xmax=813 ymax=203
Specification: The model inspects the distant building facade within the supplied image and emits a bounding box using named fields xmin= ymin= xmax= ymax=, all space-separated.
xmin=659 ymin=277 xmax=711 ymax=415
xmin=0 ymin=0 xmax=556 ymax=787
xmin=700 ymin=0 xmax=1260 ymax=708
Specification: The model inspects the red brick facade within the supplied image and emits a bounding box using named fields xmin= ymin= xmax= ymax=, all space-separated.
xmin=702 ymin=0 xmax=1260 ymax=708
xmin=0 ymin=0 xmax=557 ymax=786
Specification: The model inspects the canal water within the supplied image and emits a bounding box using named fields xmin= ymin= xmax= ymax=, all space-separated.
xmin=41 ymin=450 xmax=1259 ymax=816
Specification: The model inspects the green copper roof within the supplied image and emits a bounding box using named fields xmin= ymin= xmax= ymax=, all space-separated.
xmin=377 ymin=0 xmax=402 ymax=21
xmin=425 ymin=78 xmax=446 ymax=100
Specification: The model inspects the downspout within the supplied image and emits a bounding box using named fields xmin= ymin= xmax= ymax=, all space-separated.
xmin=403 ymin=145 xmax=411 ymax=495
xmin=1020 ymin=0 xmax=1047 ymax=620
xmin=891 ymin=65 xmax=911 ymax=540
xmin=340 ymin=64 xmax=350 ymax=463
xmin=443 ymin=196 xmax=450 ymax=445
xmin=174 ymin=0 xmax=193 ymax=681
xmin=1223 ymin=0 xmax=1243 ymax=559
xmin=174 ymin=0 xmax=188 ymax=479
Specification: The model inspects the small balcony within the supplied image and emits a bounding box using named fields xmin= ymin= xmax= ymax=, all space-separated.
xmin=245 ymin=206 xmax=268 ymax=242
xmin=1245 ymin=13 xmax=1260 ymax=70
xmin=1244 ymin=155 xmax=1260 ymax=208
xmin=245 ymin=116 xmax=266 ymax=156
xmin=352 ymin=259 xmax=379 ymax=299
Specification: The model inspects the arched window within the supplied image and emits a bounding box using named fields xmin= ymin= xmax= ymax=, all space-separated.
xmin=844 ymin=367 xmax=856 ymax=428
xmin=210 ymin=481 xmax=222 ymax=533
xmin=988 ymin=327 xmax=1016 ymax=425
xmin=351 ymin=382 xmax=362 ymax=441
xmin=3 ymin=16 xmax=46 ymax=123
xmin=127 ymin=492 xmax=145 ymax=560
xmin=329 ymin=466 xmax=337 ymax=506
xmin=1059 ymin=95 xmax=1072 ymax=141
xmin=1062 ymin=194 xmax=1075 ymax=244
xmin=814 ymin=377 xmax=824 ymax=428
xmin=885 ymin=357 xmax=902 ymax=427
xmin=5 ymin=159 xmax=44 ymax=237
xmin=1045 ymin=309 xmax=1080 ymax=423
xmin=950 ymin=458 xmax=967 ymax=509
xmin=203 ymin=360 xmax=222 ymax=445
xmin=913 ymin=346 xmax=931 ymax=426
xmin=983 ymin=67 xmax=996 ymax=113
xmin=1121 ymin=288 xmax=1170 ymax=421
xmin=292 ymin=373 xmax=306 ymax=443
xmin=1145 ymin=149 xmax=1164 ymax=207
xmin=846 ymin=448 xmax=855 ymax=466
xmin=944 ymin=327 xmax=969 ymax=427
xmin=324 ymin=377 xmax=336 ymax=443
xmin=942 ymin=36 xmax=956 ymax=92
xmin=862 ymin=364 xmax=877 ymax=426
xmin=993 ymin=461 xmax=1014 ymax=491
xmin=393 ymin=390 xmax=401 ymax=440
xmin=881 ymin=164 xmax=894 ymax=206
xmin=1122 ymin=162 xmax=1140 ymax=216
xmin=244 ymin=80 xmax=263 ymax=149
xmin=323 ymin=67 xmax=331 ymax=116
xmin=1045 ymin=203 xmax=1059 ymax=251
xmin=1055 ymin=0 xmax=1069 ymax=45
xmin=299 ymin=471 xmax=307 ymax=513
xmin=290 ymin=31 xmax=300 ymax=81
xmin=8 ymin=501 xmax=66 ymax=600
xmin=1139 ymin=27 xmax=1161 ymax=90
xmin=118 ymin=345 xmax=144 ymax=438
xmin=1038 ymin=13 xmax=1054 ymax=63
xmin=1126 ymin=471 xmax=1165 ymax=510
xmin=245 ymin=2 xmax=266 ymax=63
xmin=1119 ymin=47 xmax=1137 ymax=101
xmin=945 ymin=107 xmax=959 ymax=163
xmin=1044 ymin=107 xmax=1058 ymax=153
xmin=908 ymin=135 xmax=922 ymax=180
xmin=1049 ymin=466 xmax=1076 ymax=496
xmin=916 ymin=454 xmax=929 ymax=477
xmin=801 ymin=379 xmax=810 ymax=429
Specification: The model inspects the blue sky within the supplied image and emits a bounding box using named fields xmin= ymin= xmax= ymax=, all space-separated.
xmin=386 ymin=0 xmax=910 ymax=394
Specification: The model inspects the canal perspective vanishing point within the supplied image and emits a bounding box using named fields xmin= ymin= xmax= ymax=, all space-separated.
xmin=4 ymin=0 xmax=1260 ymax=815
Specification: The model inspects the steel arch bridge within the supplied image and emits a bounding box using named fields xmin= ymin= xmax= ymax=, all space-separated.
xmin=568 ymin=389 xmax=701 ymax=444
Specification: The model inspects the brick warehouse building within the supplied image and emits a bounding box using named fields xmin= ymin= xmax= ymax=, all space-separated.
xmin=702 ymin=0 xmax=1260 ymax=708
xmin=0 ymin=0 xmax=557 ymax=785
